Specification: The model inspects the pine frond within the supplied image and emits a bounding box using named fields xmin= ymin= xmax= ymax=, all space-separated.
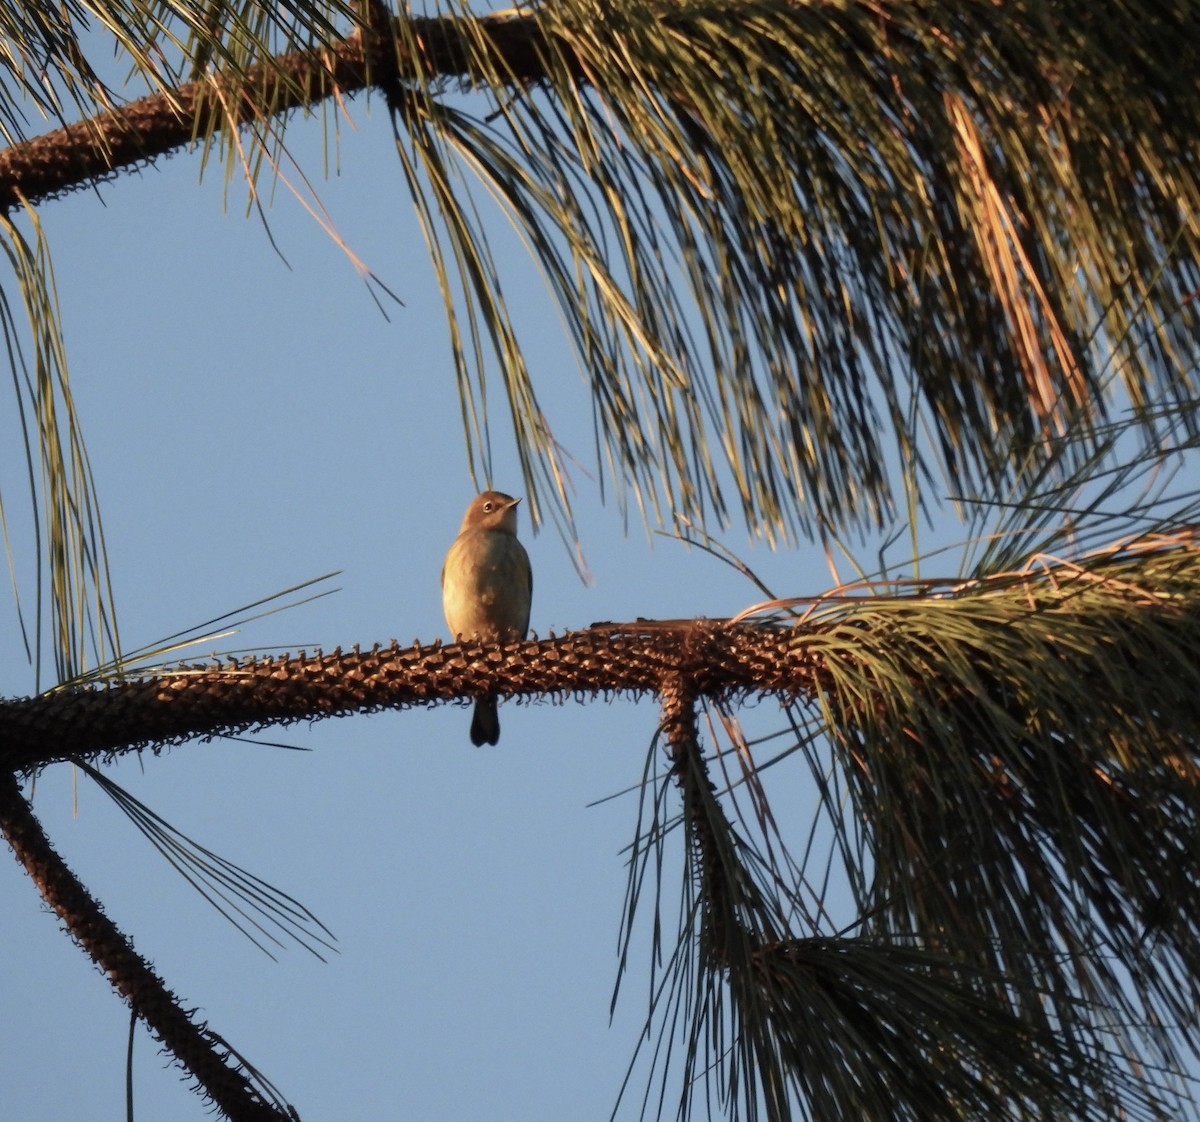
xmin=5 ymin=3 xmax=1198 ymax=544
xmin=76 ymin=759 xmax=336 ymax=961
xmin=798 ymin=531 xmax=1200 ymax=1115
xmin=56 ymin=570 xmax=342 ymax=688
xmin=0 ymin=0 xmax=357 ymax=145
xmin=386 ymin=0 xmax=1200 ymax=541
xmin=618 ymin=685 xmax=1193 ymax=1122
xmin=0 ymin=205 xmax=119 ymax=689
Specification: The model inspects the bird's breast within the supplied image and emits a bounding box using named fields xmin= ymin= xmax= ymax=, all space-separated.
xmin=442 ymin=529 xmax=532 ymax=641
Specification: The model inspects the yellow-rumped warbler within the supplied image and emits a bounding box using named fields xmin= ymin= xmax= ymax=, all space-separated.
xmin=441 ymin=491 xmax=532 ymax=746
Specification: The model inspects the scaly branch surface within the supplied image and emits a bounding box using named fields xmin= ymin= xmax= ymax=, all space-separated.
xmin=0 ymin=621 xmax=825 ymax=774
xmin=0 ymin=10 xmax=563 ymax=211
xmin=0 ymin=770 xmax=294 ymax=1122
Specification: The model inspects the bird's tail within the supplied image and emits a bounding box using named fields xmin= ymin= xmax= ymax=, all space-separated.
xmin=470 ymin=696 xmax=500 ymax=746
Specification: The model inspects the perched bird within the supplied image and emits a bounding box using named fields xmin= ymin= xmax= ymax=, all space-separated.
xmin=441 ymin=491 xmax=532 ymax=746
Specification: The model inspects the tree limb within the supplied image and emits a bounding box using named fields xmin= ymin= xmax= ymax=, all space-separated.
xmin=0 ymin=770 xmax=297 ymax=1122
xmin=0 ymin=621 xmax=824 ymax=774
xmin=0 ymin=9 xmax=560 ymax=212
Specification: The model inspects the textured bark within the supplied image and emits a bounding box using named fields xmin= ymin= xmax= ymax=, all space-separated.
xmin=662 ymin=670 xmax=742 ymax=968
xmin=0 ymin=622 xmax=823 ymax=774
xmin=0 ymin=771 xmax=295 ymax=1122
xmin=0 ymin=10 xmax=568 ymax=212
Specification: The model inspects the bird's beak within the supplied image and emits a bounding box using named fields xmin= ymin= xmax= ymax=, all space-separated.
xmin=509 ymin=497 xmax=522 ymax=509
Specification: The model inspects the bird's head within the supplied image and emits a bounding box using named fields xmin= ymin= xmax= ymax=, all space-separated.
xmin=462 ymin=490 xmax=521 ymax=534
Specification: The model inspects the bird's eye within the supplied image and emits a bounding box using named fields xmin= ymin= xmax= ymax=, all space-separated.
xmin=483 ymin=501 xmax=494 ymax=512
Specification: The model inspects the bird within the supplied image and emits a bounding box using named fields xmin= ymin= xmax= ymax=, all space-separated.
xmin=441 ymin=490 xmax=532 ymax=746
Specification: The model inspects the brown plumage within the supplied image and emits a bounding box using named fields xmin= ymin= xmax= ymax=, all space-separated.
xmin=441 ymin=491 xmax=533 ymax=745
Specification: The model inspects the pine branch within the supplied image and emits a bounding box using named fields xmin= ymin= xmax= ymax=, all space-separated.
xmin=0 ymin=522 xmax=1197 ymax=777
xmin=0 ymin=9 xmax=557 ymax=211
xmin=0 ymin=770 xmax=297 ymax=1122
xmin=0 ymin=622 xmax=827 ymax=773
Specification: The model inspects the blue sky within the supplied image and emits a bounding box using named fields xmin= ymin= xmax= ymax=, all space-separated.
xmin=0 ymin=92 xmax=873 ymax=1119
